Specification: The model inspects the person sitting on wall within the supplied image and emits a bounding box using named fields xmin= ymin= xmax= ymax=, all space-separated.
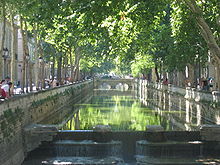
xmin=0 ymin=80 xmax=6 ymax=99
xmin=8 ymin=82 xmax=13 ymax=97
xmin=51 ymin=79 xmax=57 ymax=88
xmin=1 ymin=82 xmax=13 ymax=99
xmin=0 ymin=80 xmax=7 ymax=99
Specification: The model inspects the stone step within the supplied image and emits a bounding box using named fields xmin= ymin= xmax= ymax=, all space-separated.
xmin=52 ymin=140 xmax=122 ymax=157
xmin=41 ymin=156 xmax=124 ymax=165
xmin=136 ymin=140 xmax=203 ymax=158
xmin=135 ymin=155 xmax=215 ymax=165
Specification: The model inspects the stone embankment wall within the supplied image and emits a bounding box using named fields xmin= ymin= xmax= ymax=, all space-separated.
xmin=138 ymin=79 xmax=220 ymax=102
xmin=0 ymin=80 xmax=93 ymax=165
xmin=138 ymin=80 xmax=220 ymax=130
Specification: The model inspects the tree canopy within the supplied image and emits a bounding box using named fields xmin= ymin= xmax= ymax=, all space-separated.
xmin=1 ymin=0 xmax=219 ymax=80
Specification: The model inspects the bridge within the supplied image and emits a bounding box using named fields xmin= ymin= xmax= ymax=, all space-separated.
xmin=94 ymin=78 xmax=135 ymax=90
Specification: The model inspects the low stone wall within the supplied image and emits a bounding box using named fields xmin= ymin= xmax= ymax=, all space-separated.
xmin=138 ymin=80 xmax=220 ymax=103
xmin=0 ymin=80 xmax=93 ymax=165
xmin=138 ymin=80 xmax=220 ymax=130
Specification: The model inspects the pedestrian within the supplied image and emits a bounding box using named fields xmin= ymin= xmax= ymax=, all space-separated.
xmin=8 ymin=82 xmax=13 ymax=97
xmin=0 ymin=80 xmax=7 ymax=99
xmin=1 ymin=82 xmax=13 ymax=98
xmin=5 ymin=76 xmax=10 ymax=83
xmin=208 ymin=77 xmax=214 ymax=91
xmin=51 ymin=79 xmax=57 ymax=88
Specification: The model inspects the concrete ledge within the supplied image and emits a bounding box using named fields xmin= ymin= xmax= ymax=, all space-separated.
xmin=200 ymin=124 xmax=220 ymax=141
xmin=24 ymin=124 xmax=58 ymax=153
xmin=146 ymin=125 xmax=164 ymax=132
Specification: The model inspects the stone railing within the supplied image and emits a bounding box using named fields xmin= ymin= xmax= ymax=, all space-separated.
xmin=138 ymin=79 xmax=220 ymax=103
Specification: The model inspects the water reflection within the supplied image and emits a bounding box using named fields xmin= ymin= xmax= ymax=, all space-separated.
xmin=41 ymin=84 xmax=218 ymax=131
xmin=62 ymin=95 xmax=182 ymax=131
xmin=138 ymin=85 xmax=218 ymax=131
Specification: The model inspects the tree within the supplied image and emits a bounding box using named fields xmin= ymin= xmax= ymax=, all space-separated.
xmin=181 ymin=0 xmax=220 ymax=89
xmin=0 ymin=0 xmax=6 ymax=79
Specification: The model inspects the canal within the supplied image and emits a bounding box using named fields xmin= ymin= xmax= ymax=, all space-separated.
xmin=22 ymin=82 xmax=220 ymax=165
xmin=40 ymin=87 xmax=215 ymax=131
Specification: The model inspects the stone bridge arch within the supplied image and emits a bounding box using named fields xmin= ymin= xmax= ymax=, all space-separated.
xmin=94 ymin=79 xmax=135 ymax=90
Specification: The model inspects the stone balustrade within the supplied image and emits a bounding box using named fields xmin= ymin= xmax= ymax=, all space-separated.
xmin=138 ymin=79 xmax=220 ymax=103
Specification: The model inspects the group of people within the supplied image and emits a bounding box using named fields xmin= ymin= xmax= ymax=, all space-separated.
xmin=0 ymin=76 xmax=13 ymax=99
xmin=161 ymin=76 xmax=215 ymax=92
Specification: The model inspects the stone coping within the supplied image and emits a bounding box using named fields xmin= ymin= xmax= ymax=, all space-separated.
xmin=0 ymin=79 xmax=92 ymax=104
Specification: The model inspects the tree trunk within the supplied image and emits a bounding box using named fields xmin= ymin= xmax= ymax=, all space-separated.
xmin=51 ymin=56 xmax=55 ymax=80
xmin=177 ymin=70 xmax=185 ymax=87
xmin=24 ymin=20 xmax=33 ymax=92
xmin=57 ymin=55 xmax=62 ymax=85
xmin=41 ymin=62 xmax=45 ymax=89
xmin=33 ymin=24 xmax=40 ymax=90
xmin=187 ymin=64 xmax=195 ymax=87
xmin=155 ymin=66 xmax=160 ymax=82
xmin=212 ymin=58 xmax=220 ymax=90
xmin=10 ymin=10 xmax=16 ymax=94
xmin=39 ymin=44 xmax=45 ymax=89
xmin=0 ymin=1 xmax=6 ymax=79
xmin=183 ymin=0 xmax=220 ymax=90
xmin=70 ymin=47 xmax=74 ymax=82
xmin=73 ymin=47 xmax=81 ymax=82
xmin=216 ymin=61 xmax=220 ymax=90
xmin=62 ymin=53 xmax=68 ymax=84
xmin=65 ymin=53 xmax=69 ymax=80
xmin=20 ymin=16 xmax=26 ymax=93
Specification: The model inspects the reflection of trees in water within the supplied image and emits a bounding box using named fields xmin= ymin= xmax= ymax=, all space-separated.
xmin=74 ymin=111 xmax=80 ymax=130
xmin=60 ymin=86 xmax=220 ymax=131
xmin=142 ymin=87 xmax=219 ymax=131
xmin=64 ymin=95 xmax=170 ymax=131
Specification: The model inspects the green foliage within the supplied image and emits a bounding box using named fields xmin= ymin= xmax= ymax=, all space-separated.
xmin=3 ymin=0 xmax=219 ymax=77
xmin=131 ymin=54 xmax=154 ymax=77
xmin=170 ymin=1 xmax=208 ymax=69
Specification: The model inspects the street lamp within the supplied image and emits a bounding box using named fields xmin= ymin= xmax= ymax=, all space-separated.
xmin=2 ymin=48 xmax=9 ymax=78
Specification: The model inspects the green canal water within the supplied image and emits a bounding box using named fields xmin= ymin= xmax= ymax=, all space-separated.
xmin=40 ymin=89 xmax=214 ymax=131
xmin=62 ymin=95 xmax=174 ymax=131
xmin=22 ymin=87 xmax=219 ymax=165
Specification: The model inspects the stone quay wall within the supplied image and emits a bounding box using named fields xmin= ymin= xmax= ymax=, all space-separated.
xmin=137 ymin=79 xmax=220 ymax=105
xmin=137 ymin=80 xmax=220 ymax=130
xmin=138 ymin=79 xmax=220 ymax=103
xmin=0 ymin=80 xmax=93 ymax=165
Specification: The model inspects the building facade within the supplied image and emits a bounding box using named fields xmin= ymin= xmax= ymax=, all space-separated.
xmin=0 ymin=20 xmax=18 ymax=80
